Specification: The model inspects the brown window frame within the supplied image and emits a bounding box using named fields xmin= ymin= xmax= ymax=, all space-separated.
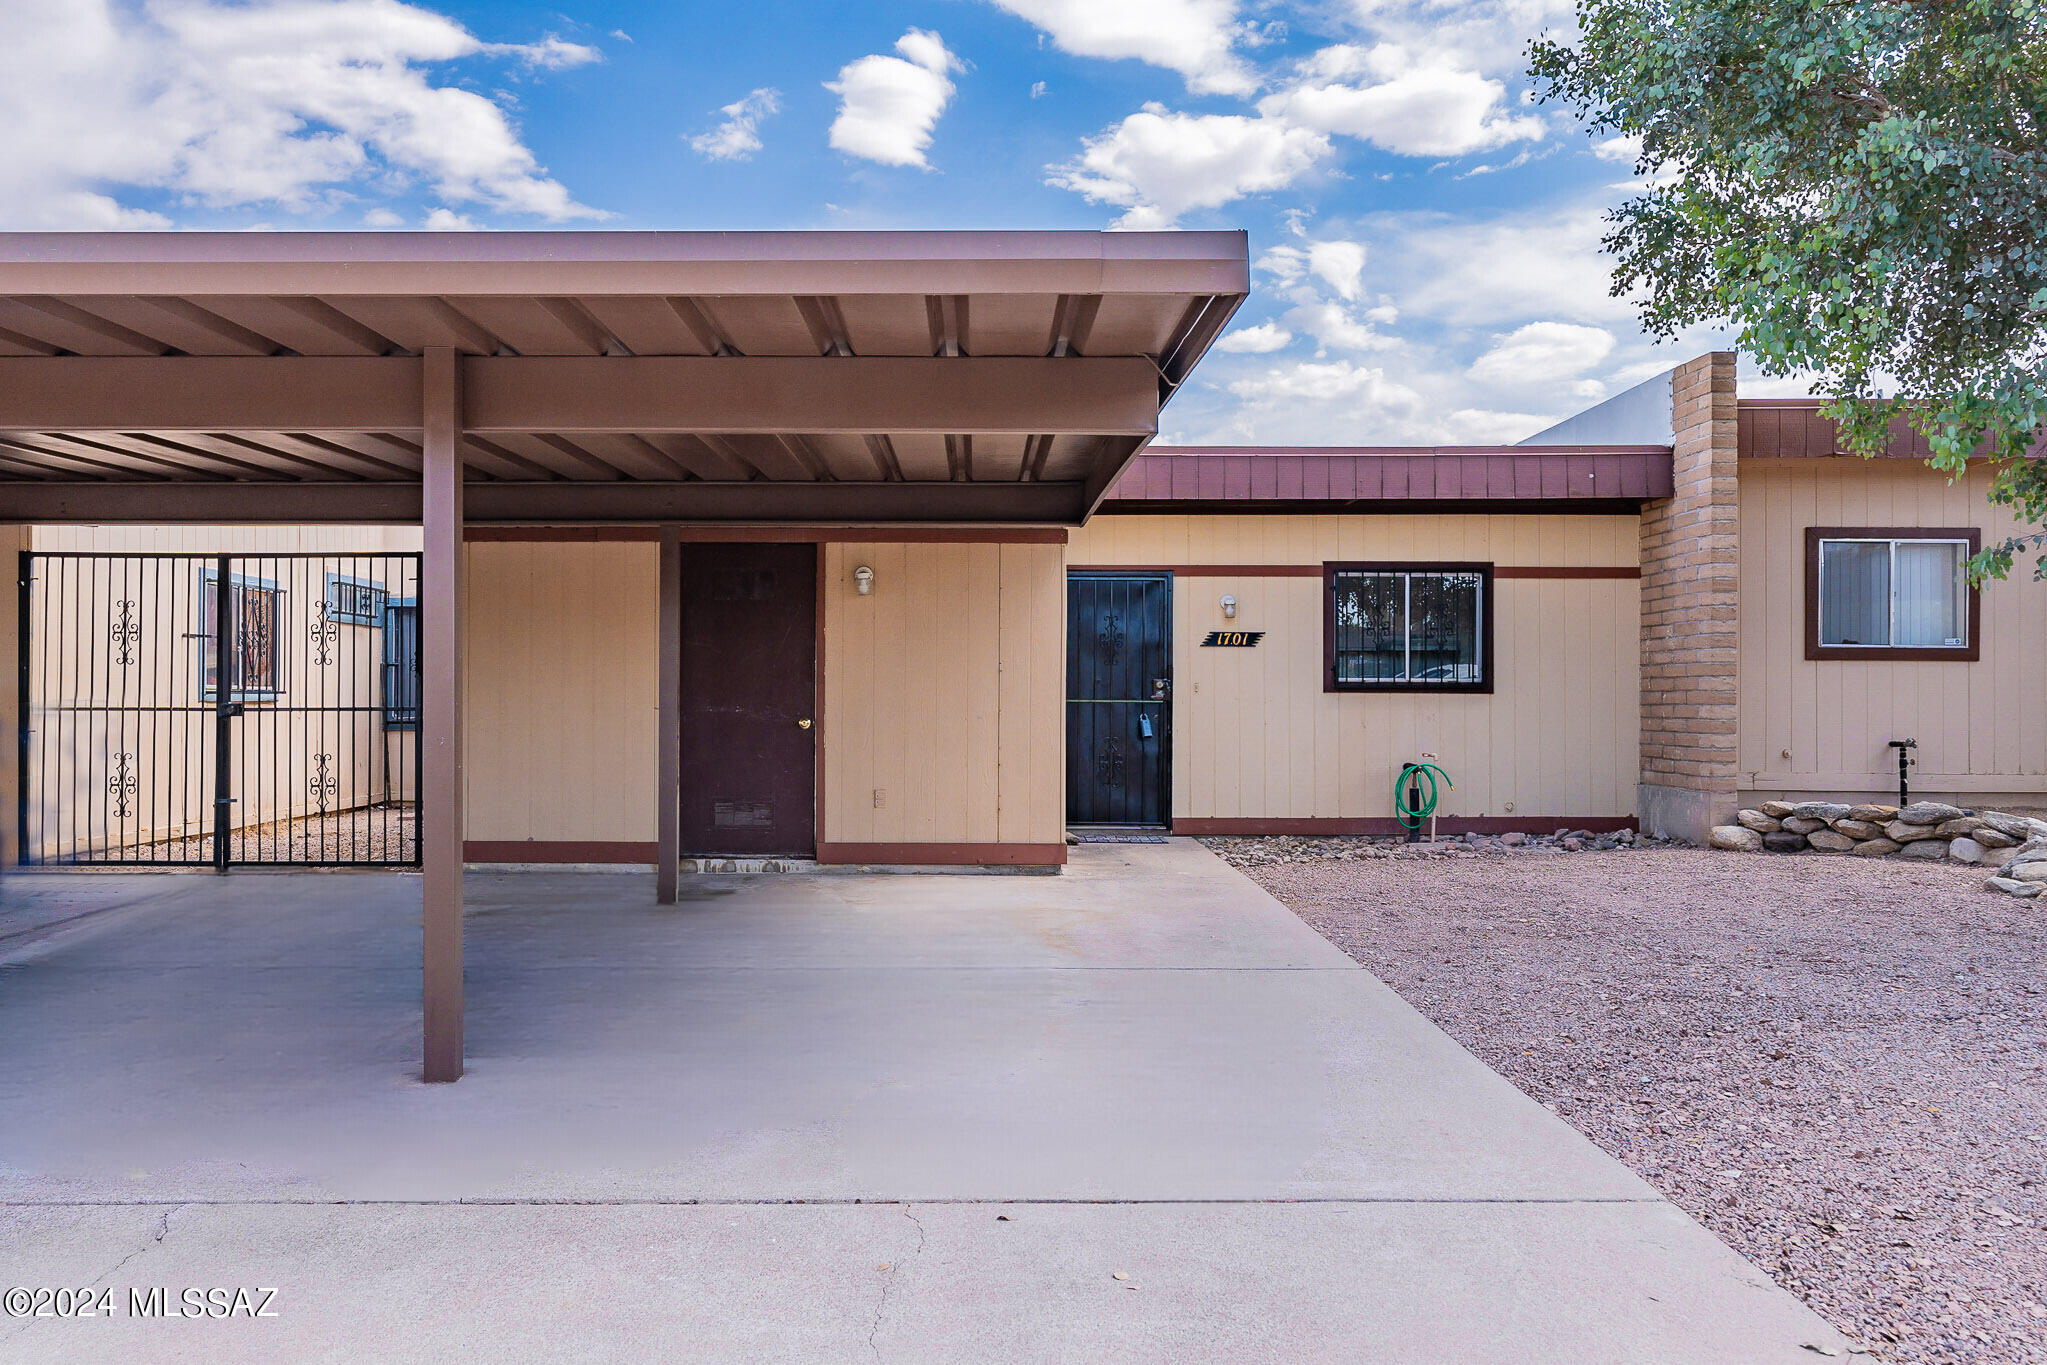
xmin=1804 ymin=527 xmax=1982 ymax=662
xmin=1323 ymin=561 xmax=1495 ymax=694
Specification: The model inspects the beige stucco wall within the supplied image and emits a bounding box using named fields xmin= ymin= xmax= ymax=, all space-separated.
xmin=820 ymin=540 xmax=1066 ymax=848
xmin=1069 ymin=513 xmax=1642 ymax=825
xmin=1737 ymin=459 xmax=2047 ymax=802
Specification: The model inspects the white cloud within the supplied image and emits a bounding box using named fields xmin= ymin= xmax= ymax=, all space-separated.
xmin=689 ymin=87 xmax=781 ymax=162
xmin=1214 ymin=321 xmax=1294 ymax=353
xmin=1469 ymin=321 xmax=1616 ymax=385
xmin=984 ymin=0 xmax=1257 ymax=96
xmin=1339 ymin=0 xmax=1578 ymax=77
xmin=1047 ymin=103 xmax=1329 ymax=228
xmin=1261 ymin=44 xmax=1546 ymax=158
xmin=361 ymin=206 xmax=403 ymax=227
xmin=826 ymin=28 xmax=963 ymax=170
xmin=0 ymin=0 xmax=602 ymax=229
xmin=1380 ymin=202 xmax=1637 ymax=328
xmin=1030 ymin=80 xmax=1048 ymax=98
xmin=1594 ymin=133 xmax=1642 ymax=163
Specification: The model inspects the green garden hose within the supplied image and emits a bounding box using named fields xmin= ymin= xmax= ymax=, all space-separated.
xmin=1394 ymin=762 xmax=1453 ymax=834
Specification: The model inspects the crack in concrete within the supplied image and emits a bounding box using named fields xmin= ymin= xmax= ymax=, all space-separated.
xmin=4 ymin=1203 xmax=181 ymax=1342
xmin=95 ymin=1203 xmax=179 ymax=1287
xmin=866 ymin=1203 xmax=926 ymax=1362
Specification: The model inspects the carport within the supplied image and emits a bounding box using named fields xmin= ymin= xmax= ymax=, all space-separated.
xmin=0 ymin=229 xmax=1249 ymax=1080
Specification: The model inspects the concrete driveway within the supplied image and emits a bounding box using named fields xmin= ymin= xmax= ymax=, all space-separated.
xmin=0 ymin=842 xmax=1856 ymax=1361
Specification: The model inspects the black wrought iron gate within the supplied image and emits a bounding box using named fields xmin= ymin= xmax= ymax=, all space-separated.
xmin=18 ymin=552 xmax=422 ymax=867
xmin=1066 ymin=572 xmax=1172 ymax=826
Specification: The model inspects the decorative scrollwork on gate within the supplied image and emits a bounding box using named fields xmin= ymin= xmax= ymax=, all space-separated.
xmin=108 ymin=752 xmax=137 ymax=819
xmin=309 ymin=599 xmax=338 ymax=667
xmin=1095 ymin=736 xmax=1126 ymax=789
xmin=1095 ymin=612 xmax=1125 ymax=664
xmin=109 ymin=600 xmax=140 ymax=667
xmin=309 ymin=752 xmax=337 ymax=813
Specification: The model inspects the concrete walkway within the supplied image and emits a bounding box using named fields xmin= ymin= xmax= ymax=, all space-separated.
xmin=0 ymin=843 xmax=1857 ymax=1361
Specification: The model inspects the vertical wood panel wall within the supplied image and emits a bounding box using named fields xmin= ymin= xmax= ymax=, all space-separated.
xmin=1068 ymin=514 xmax=1642 ymax=825
xmin=1737 ymin=459 xmax=2047 ymax=799
xmin=821 ymin=541 xmax=1066 ymax=848
xmin=463 ymin=541 xmax=659 ymax=844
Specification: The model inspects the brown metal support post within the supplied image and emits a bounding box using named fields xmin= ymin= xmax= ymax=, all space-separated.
xmin=421 ymin=346 xmax=465 ymax=1082
xmin=656 ymin=524 xmax=682 ymax=903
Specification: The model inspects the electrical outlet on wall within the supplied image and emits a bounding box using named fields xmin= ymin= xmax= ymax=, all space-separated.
xmin=873 ymin=788 xmax=886 ymax=809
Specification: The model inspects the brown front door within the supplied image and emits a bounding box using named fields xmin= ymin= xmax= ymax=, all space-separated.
xmin=678 ymin=542 xmax=818 ymax=856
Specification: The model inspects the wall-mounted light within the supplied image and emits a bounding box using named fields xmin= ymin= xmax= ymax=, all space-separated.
xmin=1220 ymin=594 xmax=1237 ymax=620
xmin=853 ymin=565 xmax=875 ymax=596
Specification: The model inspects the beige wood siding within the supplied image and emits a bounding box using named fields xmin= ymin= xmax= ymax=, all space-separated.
xmin=463 ymin=540 xmax=659 ymax=844
xmin=1069 ymin=514 xmax=1641 ymax=823
xmin=821 ymin=540 xmax=1065 ymax=846
xmin=1737 ymin=459 xmax=2047 ymax=799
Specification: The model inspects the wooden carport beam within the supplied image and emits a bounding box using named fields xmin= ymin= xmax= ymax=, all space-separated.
xmin=464 ymin=357 xmax=1158 ymax=436
xmin=420 ymin=346 xmax=465 ymax=1083
xmin=656 ymin=525 xmax=681 ymax=904
xmin=0 ymin=356 xmax=1159 ymax=437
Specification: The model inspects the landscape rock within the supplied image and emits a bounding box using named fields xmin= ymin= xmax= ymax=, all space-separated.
xmin=2004 ymin=846 xmax=2047 ymax=869
xmin=1850 ymin=838 xmax=1900 ymax=857
xmin=1758 ymin=800 xmax=1796 ymax=819
xmin=1947 ymin=836 xmax=1987 ymax=864
xmin=1501 ymin=832 xmax=1527 ymax=846
xmin=1896 ymin=801 xmax=1965 ymax=826
xmin=2007 ymin=860 xmax=2047 ymax=883
xmin=1708 ymin=825 xmax=1762 ymax=852
xmin=1735 ymin=809 xmax=1780 ymax=833
xmin=1790 ymin=801 xmax=1853 ymax=821
xmin=1845 ymin=803 xmax=1899 ymax=823
xmin=1973 ymin=826 xmax=2017 ymax=849
xmin=1832 ymin=818 xmax=1886 ymax=841
xmin=1977 ymin=811 xmax=2034 ymax=841
xmin=1988 ymin=876 xmax=2044 ymax=897
xmin=1805 ymin=829 xmax=1856 ymax=852
xmin=1884 ymin=820 xmax=1938 ymax=844
xmin=1896 ymin=839 xmax=1951 ymax=860
xmin=1780 ymin=815 xmax=1828 ymax=835
xmin=1762 ymin=831 xmax=1809 ymax=854
xmin=1933 ymin=816 xmax=1984 ymax=838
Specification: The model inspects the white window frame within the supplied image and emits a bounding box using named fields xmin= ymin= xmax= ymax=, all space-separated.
xmin=1815 ymin=534 xmax=1972 ymax=651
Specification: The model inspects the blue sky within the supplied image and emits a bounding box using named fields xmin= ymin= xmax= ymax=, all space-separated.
xmin=0 ymin=0 xmax=1759 ymax=443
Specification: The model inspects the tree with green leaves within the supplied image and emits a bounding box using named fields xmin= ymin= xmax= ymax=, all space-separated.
xmin=1530 ymin=0 xmax=2047 ymax=579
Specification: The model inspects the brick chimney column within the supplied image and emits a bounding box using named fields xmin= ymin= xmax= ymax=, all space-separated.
xmin=1638 ymin=352 xmax=1740 ymax=841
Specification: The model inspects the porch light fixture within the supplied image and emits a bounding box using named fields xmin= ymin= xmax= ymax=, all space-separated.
xmin=853 ymin=565 xmax=875 ymax=596
xmin=1220 ymin=594 xmax=1237 ymax=619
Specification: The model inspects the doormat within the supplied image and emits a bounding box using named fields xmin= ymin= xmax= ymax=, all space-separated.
xmin=1072 ymin=832 xmax=1169 ymax=844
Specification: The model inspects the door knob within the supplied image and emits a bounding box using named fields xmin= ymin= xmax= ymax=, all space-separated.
xmin=796 ymin=718 xmax=813 ymax=730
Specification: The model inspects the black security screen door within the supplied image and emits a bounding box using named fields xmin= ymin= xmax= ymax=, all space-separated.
xmin=1066 ymin=572 xmax=1171 ymax=826
xmin=19 ymin=551 xmax=422 ymax=867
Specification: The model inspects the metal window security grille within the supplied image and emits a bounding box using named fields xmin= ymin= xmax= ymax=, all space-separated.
xmin=1066 ymin=572 xmax=1172 ymax=826
xmin=1328 ymin=564 xmax=1492 ymax=692
xmin=19 ymin=552 xmax=423 ymax=867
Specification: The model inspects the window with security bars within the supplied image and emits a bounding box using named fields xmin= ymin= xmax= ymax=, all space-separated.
xmin=1324 ymin=564 xmax=1492 ymax=692
xmin=200 ymin=569 xmax=285 ymax=701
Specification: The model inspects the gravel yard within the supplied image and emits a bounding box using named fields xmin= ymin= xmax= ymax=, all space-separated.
xmin=1223 ymin=841 xmax=2047 ymax=1364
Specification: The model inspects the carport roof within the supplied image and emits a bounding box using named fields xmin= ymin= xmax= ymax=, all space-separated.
xmin=0 ymin=230 xmax=1249 ymax=525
